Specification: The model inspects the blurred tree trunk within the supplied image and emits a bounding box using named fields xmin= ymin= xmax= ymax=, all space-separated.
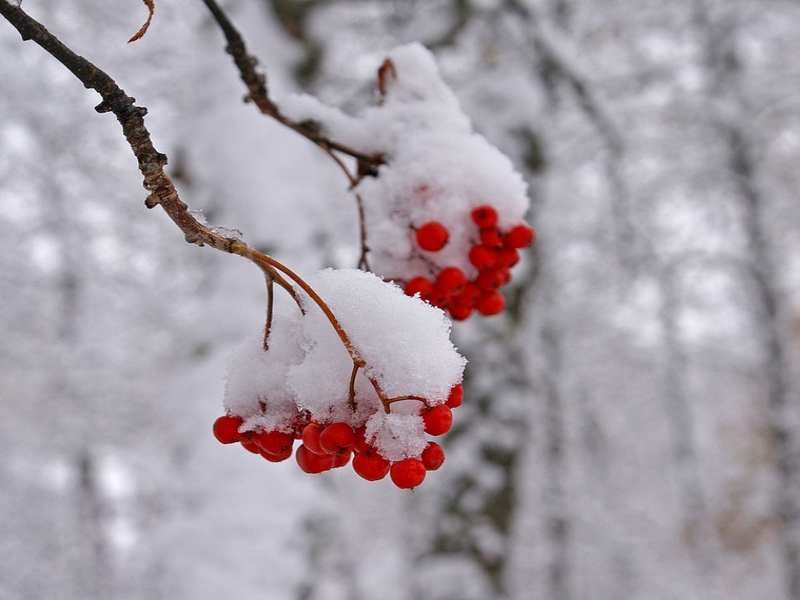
xmin=695 ymin=2 xmax=800 ymax=595
xmin=727 ymin=123 xmax=800 ymax=597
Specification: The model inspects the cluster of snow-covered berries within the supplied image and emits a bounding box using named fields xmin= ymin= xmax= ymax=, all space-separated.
xmin=214 ymin=44 xmax=534 ymax=488
xmin=281 ymin=43 xmax=535 ymax=322
xmin=216 ymin=268 xmax=467 ymax=489
xmin=213 ymin=381 xmax=462 ymax=488
xmin=405 ymin=205 xmax=535 ymax=320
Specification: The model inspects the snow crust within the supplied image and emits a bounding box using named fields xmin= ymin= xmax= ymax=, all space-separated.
xmin=224 ymin=268 xmax=466 ymax=459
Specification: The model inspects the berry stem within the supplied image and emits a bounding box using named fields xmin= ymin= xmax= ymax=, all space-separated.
xmin=201 ymin=0 xmax=382 ymax=174
xmin=367 ymin=376 xmax=390 ymax=413
xmin=236 ymin=243 xmax=365 ymax=368
xmin=263 ymin=274 xmax=274 ymax=351
xmin=385 ymin=395 xmax=430 ymax=406
xmin=348 ymin=363 xmax=360 ymax=411
xmin=355 ymin=192 xmax=371 ymax=271
xmin=367 ymin=377 xmax=429 ymax=413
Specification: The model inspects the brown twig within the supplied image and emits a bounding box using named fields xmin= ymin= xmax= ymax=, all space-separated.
xmin=0 ymin=2 xmax=235 ymax=253
xmin=263 ymin=275 xmax=274 ymax=351
xmin=347 ymin=363 xmax=360 ymax=411
xmin=366 ymin=377 xmax=429 ymax=413
xmin=200 ymin=0 xmax=383 ymax=181
xmin=0 ymin=1 xmax=428 ymax=418
xmin=240 ymin=246 xmax=365 ymax=368
xmin=128 ymin=0 xmax=155 ymax=44
xmin=0 ymin=1 xmax=367 ymax=369
xmin=355 ymin=192 xmax=371 ymax=270
xmin=200 ymin=0 xmax=386 ymax=273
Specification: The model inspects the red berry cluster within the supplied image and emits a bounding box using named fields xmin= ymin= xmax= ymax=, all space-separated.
xmin=405 ymin=205 xmax=535 ymax=321
xmin=212 ymin=383 xmax=464 ymax=489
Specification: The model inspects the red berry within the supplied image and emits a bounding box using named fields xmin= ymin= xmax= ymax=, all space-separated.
xmin=494 ymin=247 xmax=520 ymax=268
xmin=352 ymin=448 xmax=391 ymax=481
xmin=260 ymin=445 xmax=293 ymax=462
xmin=213 ymin=415 xmax=244 ymax=444
xmin=506 ymin=224 xmax=535 ymax=248
xmin=353 ymin=425 xmax=370 ymax=453
xmin=254 ymin=430 xmax=294 ymax=456
xmin=422 ymin=404 xmax=453 ymax=436
xmin=301 ymin=422 xmax=325 ymax=455
xmin=332 ymin=450 xmax=352 ymax=469
xmin=390 ymin=458 xmax=427 ymax=489
xmin=476 ymin=291 xmax=506 ymax=315
xmin=416 ymin=222 xmax=449 ymax=252
xmin=405 ymin=276 xmax=434 ymax=300
xmin=453 ymin=282 xmax=482 ymax=306
xmin=446 ymin=383 xmax=463 ymax=408
xmin=476 ymin=268 xmax=509 ymax=292
xmin=479 ymin=227 xmax=504 ymax=248
xmin=448 ymin=303 xmax=473 ymax=321
xmin=319 ymin=422 xmax=356 ymax=455
xmin=241 ymin=439 xmax=261 ymax=454
xmin=295 ymin=444 xmax=336 ymax=473
xmin=468 ymin=245 xmax=496 ymax=269
xmin=429 ymin=286 xmax=451 ymax=308
xmin=471 ymin=205 xmax=498 ymax=228
xmin=421 ymin=442 xmax=446 ymax=471
xmin=435 ymin=267 xmax=467 ymax=294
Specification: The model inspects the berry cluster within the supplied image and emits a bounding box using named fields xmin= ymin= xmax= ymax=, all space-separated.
xmin=213 ymin=383 xmax=463 ymax=489
xmin=404 ymin=205 xmax=535 ymax=320
xmin=218 ymin=268 xmax=465 ymax=490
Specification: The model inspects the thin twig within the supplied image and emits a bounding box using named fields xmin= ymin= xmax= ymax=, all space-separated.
xmin=355 ymin=192 xmax=371 ymax=270
xmin=347 ymin=363 xmax=359 ymax=411
xmin=240 ymin=245 xmax=365 ymax=368
xmin=0 ymin=2 xmax=235 ymax=252
xmin=263 ymin=275 xmax=274 ymax=351
xmin=0 ymin=1 xmax=363 ymax=368
xmin=200 ymin=0 xmax=383 ymax=179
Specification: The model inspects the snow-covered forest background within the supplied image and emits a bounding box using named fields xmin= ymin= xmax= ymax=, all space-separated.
xmin=2 ymin=0 xmax=800 ymax=598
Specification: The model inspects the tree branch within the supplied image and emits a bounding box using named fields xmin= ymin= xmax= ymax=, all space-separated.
xmin=0 ymin=0 xmax=366 ymax=371
xmin=0 ymin=0 xmax=237 ymax=252
xmin=200 ymin=0 xmax=384 ymax=180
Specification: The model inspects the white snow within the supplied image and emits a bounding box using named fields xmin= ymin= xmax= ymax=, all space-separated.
xmin=224 ymin=267 xmax=466 ymax=459
xmin=281 ymin=43 xmax=531 ymax=283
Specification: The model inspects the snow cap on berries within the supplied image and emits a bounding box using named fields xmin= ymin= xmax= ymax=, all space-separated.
xmin=279 ymin=45 xmax=533 ymax=317
xmin=224 ymin=267 xmax=466 ymax=447
xmin=288 ymin=268 xmax=466 ymax=409
xmin=223 ymin=313 xmax=303 ymax=433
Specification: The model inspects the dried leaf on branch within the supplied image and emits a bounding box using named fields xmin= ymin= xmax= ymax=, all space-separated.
xmin=128 ymin=0 xmax=154 ymax=43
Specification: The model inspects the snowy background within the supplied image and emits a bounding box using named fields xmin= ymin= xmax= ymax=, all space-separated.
xmin=1 ymin=0 xmax=800 ymax=599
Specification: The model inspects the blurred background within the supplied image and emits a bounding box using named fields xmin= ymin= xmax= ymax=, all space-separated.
xmin=1 ymin=0 xmax=799 ymax=598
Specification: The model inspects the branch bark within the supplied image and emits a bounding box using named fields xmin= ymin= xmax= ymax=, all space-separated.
xmin=0 ymin=0 xmax=238 ymax=253
xmin=0 ymin=0 xmax=366 ymax=368
xmin=201 ymin=0 xmax=383 ymax=181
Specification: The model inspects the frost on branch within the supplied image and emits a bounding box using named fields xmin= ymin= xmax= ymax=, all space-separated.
xmin=282 ymin=43 xmax=535 ymax=320
xmin=217 ymin=268 xmax=466 ymax=488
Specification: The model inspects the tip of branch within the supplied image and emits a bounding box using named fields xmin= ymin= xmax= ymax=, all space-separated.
xmin=128 ymin=0 xmax=154 ymax=43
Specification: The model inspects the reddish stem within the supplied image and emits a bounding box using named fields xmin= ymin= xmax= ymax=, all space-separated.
xmin=234 ymin=243 xmax=364 ymax=368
